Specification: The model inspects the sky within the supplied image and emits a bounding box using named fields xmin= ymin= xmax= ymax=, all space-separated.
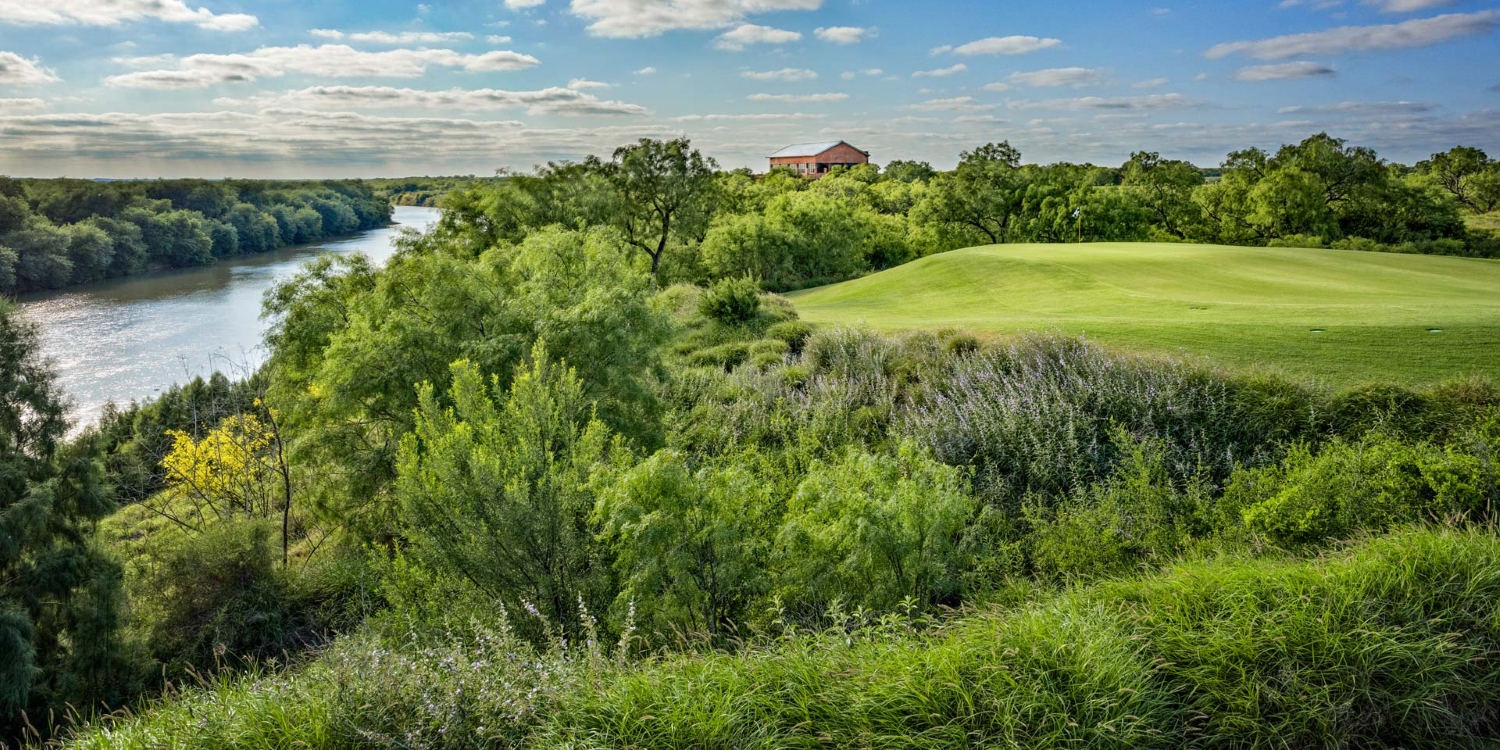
xmin=0 ymin=0 xmax=1498 ymax=178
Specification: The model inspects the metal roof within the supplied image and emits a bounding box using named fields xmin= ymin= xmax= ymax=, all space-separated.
xmin=769 ymin=140 xmax=859 ymax=159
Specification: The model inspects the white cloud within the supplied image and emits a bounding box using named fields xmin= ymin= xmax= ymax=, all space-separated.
xmin=1365 ymin=0 xmax=1457 ymax=12
xmin=310 ymin=29 xmax=344 ymax=39
xmin=0 ymin=97 xmax=45 ymax=111
xmin=104 ymin=45 xmax=542 ymax=89
xmin=902 ymin=96 xmax=996 ymax=112
xmin=106 ymin=70 xmax=226 ymax=89
xmin=567 ymin=78 xmax=611 ymax=89
xmin=814 ymin=26 xmax=874 ymax=44
xmin=913 ymin=63 xmax=967 ymax=78
xmin=1132 ymin=77 xmax=1169 ymax=89
xmin=347 ymin=31 xmax=476 ymax=44
xmin=488 ymin=35 xmax=513 ymax=44
xmin=569 ymin=0 xmax=821 ymax=38
xmin=742 ymin=67 xmax=817 ymax=81
xmin=634 ymin=66 xmax=657 ymax=75
xmin=0 ymin=0 xmax=257 ymax=31
xmin=506 ymin=0 xmax=546 ymax=7
xmin=1276 ymin=100 xmax=1435 ymax=114
xmin=747 ymin=92 xmax=848 ymax=102
xmin=1278 ymin=0 xmax=1344 ymax=9
xmin=1232 ymin=61 xmax=1337 ymax=81
xmin=672 ymin=112 xmax=825 ymax=121
xmin=945 ymin=35 xmax=1062 ymax=56
xmin=1005 ymin=67 xmax=1103 ymax=88
xmin=841 ymin=71 xmax=855 ymax=80
xmin=1207 ymin=11 xmax=1500 ymax=60
xmin=212 ymin=85 xmax=648 ymax=116
xmin=0 ymin=51 xmax=59 ymax=85
xmin=714 ymin=23 xmax=801 ymax=50
xmin=1007 ymin=93 xmax=1209 ymax=111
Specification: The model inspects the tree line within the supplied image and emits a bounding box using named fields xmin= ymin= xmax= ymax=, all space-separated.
xmin=0 ymin=178 xmax=391 ymax=296
xmin=432 ymin=134 xmax=1499 ymax=295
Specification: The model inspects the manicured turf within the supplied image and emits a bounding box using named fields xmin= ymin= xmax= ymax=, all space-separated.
xmin=787 ymin=242 xmax=1500 ymax=385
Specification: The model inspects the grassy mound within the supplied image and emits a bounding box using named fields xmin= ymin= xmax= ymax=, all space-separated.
xmin=57 ymin=528 xmax=1500 ymax=749
xmin=787 ymin=242 xmax=1500 ymax=385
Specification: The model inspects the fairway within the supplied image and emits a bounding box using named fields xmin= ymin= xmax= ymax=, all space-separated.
xmin=787 ymin=243 xmax=1500 ymax=385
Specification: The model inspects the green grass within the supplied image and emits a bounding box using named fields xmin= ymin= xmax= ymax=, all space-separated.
xmin=59 ymin=528 xmax=1500 ymax=749
xmin=787 ymin=242 xmax=1500 ymax=385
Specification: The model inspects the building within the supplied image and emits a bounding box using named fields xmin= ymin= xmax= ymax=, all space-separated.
xmin=768 ymin=140 xmax=871 ymax=177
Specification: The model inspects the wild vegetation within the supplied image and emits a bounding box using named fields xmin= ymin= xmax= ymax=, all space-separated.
xmin=2 ymin=133 xmax=1500 ymax=749
xmin=789 ymin=241 xmax=1500 ymax=384
xmin=0 ymin=178 xmax=390 ymax=296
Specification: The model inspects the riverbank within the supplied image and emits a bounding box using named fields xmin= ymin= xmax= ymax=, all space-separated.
xmin=18 ymin=206 xmax=439 ymax=429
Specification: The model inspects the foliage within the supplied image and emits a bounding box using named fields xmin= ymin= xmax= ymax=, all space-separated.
xmin=0 ymin=178 xmax=389 ymax=296
xmin=263 ymin=226 xmax=667 ymax=537
xmin=696 ymin=275 xmax=761 ymax=326
xmin=397 ymin=348 xmax=620 ymax=625
xmin=595 ymin=450 xmax=776 ymax=637
xmin=777 ymin=441 xmax=976 ymax=612
xmin=0 ymin=301 xmax=134 ymax=740
xmin=1235 ymin=425 xmax=1498 ymax=548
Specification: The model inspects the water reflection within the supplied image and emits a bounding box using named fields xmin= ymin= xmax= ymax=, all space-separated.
xmin=18 ymin=206 xmax=439 ymax=429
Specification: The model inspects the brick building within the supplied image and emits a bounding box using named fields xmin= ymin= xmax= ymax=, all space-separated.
xmin=768 ymin=140 xmax=871 ymax=177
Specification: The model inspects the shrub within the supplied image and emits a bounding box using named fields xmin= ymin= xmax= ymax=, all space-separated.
xmin=764 ymin=320 xmax=813 ymax=354
xmin=684 ymin=342 xmax=750 ymax=370
xmin=595 ymin=450 xmax=778 ymax=639
xmin=908 ymin=335 xmax=1296 ymax=507
xmin=776 ymin=441 xmax=976 ymax=613
xmin=397 ymin=346 xmax=619 ymax=627
xmin=1027 ymin=432 xmax=1214 ymax=582
xmin=134 ymin=519 xmax=302 ymax=674
xmin=697 ymin=276 xmax=761 ymax=326
xmin=1235 ymin=431 xmax=1496 ymax=548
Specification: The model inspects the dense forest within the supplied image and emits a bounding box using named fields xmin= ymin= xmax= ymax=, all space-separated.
xmin=0 ymin=178 xmax=390 ymax=296
xmin=3 ymin=133 xmax=1500 ymax=749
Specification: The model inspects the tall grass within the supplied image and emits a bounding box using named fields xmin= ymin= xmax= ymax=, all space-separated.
xmin=53 ymin=528 xmax=1500 ymax=750
xmin=544 ymin=528 xmax=1500 ymax=749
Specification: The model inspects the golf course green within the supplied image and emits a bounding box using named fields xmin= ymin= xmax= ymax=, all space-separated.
xmin=787 ymin=242 xmax=1500 ymax=385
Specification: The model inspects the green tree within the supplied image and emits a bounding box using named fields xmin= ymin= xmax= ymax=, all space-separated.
xmin=912 ymin=141 xmax=1027 ymax=245
xmin=398 ymin=347 xmax=618 ymax=623
xmin=1121 ymin=151 xmax=1205 ymax=238
xmin=776 ymin=442 xmax=976 ymax=613
xmin=1418 ymin=146 xmax=1500 ymax=214
xmin=587 ymin=138 xmax=719 ymax=275
xmin=264 ymin=227 xmax=666 ymax=536
xmin=0 ymin=301 xmax=132 ymax=737
xmin=595 ymin=450 xmax=777 ymax=637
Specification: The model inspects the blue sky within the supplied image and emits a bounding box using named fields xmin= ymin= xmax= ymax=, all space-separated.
xmin=1 ymin=0 xmax=1498 ymax=177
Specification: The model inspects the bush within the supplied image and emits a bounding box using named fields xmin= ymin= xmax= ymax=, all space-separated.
xmin=764 ymin=320 xmax=813 ymax=354
xmin=134 ymin=520 xmax=304 ymax=674
xmin=776 ymin=441 xmax=976 ymax=613
xmin=908 ymin=335 xmax=1297 ymax=506
xmin=1235 ymin=431 xmax=1497 ymax=548
xmin=697 ymin=276 xmax=762 ymax=326
xmin=1027 ymin=432 xmax=1214 ymax=582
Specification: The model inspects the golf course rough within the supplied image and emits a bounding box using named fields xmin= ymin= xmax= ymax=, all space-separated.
xmin=787 ymin=242 xmax=1500 ymax=385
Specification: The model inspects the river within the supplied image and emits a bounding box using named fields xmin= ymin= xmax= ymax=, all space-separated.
xmin=18 ymin=206 xmax=441 ymax=430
